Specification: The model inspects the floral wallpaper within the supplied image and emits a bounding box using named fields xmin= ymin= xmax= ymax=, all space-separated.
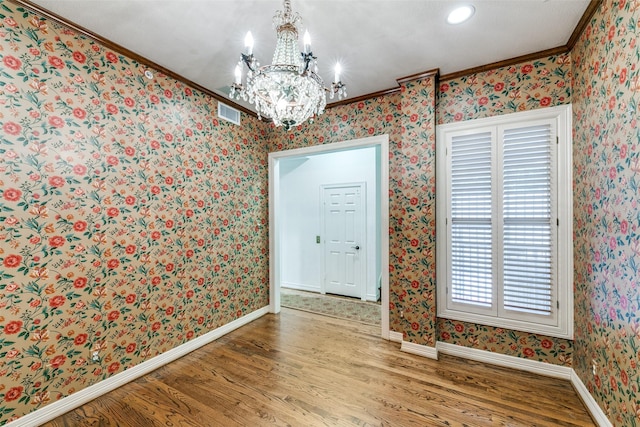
xmin=437 ymin=53 xmax=572 ymax=124
xmin=436 ymin=319 xmax=573 ymax=365
xmin=0 ymin=2 xmax=269 ymax=423
xmin=394 ymin=78 xmax=437 ymax=346
xmin=571 ymin=0 xmax=640 ymax=425
xmin=1 ymin=0 xmax=637 ymax=424
xmin=436 ymin=55 xmax=575 ymax=365
xmin=267 ymin=94 xmax=401 ymax=152
xmin=267 ymin=76 xmax=438 ymax=347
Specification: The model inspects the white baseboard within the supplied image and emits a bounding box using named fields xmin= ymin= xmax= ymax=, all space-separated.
xmin=435 ymin=342 xmax=614 ymax=426
xmin=389 ymin=332 xmax=438 ymax=361
xmin=282 ymin=283 xmax=378 ymax=303
xmin=6 ymin=306 xmax=270 ymax=427
xmin=281 ymin=282 xmax=321 ymax=293
xmin=436 ymin=342 xmax=572 ymax=379
xmin=401 ymin=341 xmax=438 ymax=360
xmin=8 ymin=310 xmax=611 ymax=427
xmin=388 ymin=331 xmax=403 ymax=343
xmin=365 ymin=293 xmax=378 ymax=302
xmin=571 ymin=370 xmax=612 ymax=427
xmin=391 ymin=334 xmax=611 ymax=426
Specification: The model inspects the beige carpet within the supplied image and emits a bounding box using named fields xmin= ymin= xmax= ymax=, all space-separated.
xmin=280 ymin=288 xmax=381 ymax=326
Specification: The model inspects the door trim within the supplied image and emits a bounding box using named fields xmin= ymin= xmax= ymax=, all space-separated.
xmin=320 ymin=182 xmax=367 ymax=300
xmin=268 ymin=135 xmax=390 ymax=339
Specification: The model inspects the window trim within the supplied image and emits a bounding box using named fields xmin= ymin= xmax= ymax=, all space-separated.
xmin=436 ymin=105 xmax=573 ymax=339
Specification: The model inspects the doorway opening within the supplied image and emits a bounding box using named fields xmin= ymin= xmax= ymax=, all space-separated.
xmin=268 ymin=135 xmax=390 ymax=339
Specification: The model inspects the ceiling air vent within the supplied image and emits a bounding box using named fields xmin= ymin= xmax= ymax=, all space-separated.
xmin=218 ymin=102 xmax=241 ymax=125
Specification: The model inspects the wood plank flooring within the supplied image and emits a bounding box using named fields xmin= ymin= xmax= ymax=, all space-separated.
xmin=43 ymin=308 xmax=595 ymax=426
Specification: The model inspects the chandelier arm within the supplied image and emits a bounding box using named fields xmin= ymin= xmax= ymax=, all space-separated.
xmin=241 ymin=53 xmax=256 ymax=73
xmin=300 ymin=51 xmax=315 ymax=75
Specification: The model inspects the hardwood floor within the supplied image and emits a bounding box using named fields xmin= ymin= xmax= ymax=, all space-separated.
xmin=43 ymin=308 xmax=595 ymax=426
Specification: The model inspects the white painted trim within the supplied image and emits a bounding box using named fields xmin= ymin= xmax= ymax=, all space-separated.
xmin=281 ymin=282 xmax=321 ymax=293
xmin=6 ymin=306 xmax=270 ymax=427
xmin=379 ymin=138 xmax=390 ymax=340
xmin=269 ymin=135 xmax=387 ymax=158
xmin=281 ymin=283 xmax=377 ymax=302
xmin=436 ymin=342 xmax=572 ymax=379
xmin=409 ymin=342 xmax=609 ymax=425
xmin=269 ymin=134 xmax=390 ymax=340
xmin=364 ymin=293 xmax=378 ymax=303
xmin=571 ymin=370 xmax=612 ymax=427
xmin=389 ymin=331 xmax=404 ymax=343
xmin=269 ymin=156 xmax=281 ymax=314
xmin=400 ymin=341 xmax=438 ymax=360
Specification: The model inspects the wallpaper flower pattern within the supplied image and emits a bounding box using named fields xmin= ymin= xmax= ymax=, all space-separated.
xmin=394 ymin=78 xmax=437 ymax=346
xmin=435 ymin=54 xmax=575 ymax=365
xmin=268 ymin=76 xmax=438 ymax=347
xmin=572 ymin=0 xmax=640 ymax=425
xmin=1 ymin=0 xmax=637 ymax=424
xmin=437 ymin=53 xmax=572 ymax=124
xmin=0 ymin=3 xmax=268 ymax=423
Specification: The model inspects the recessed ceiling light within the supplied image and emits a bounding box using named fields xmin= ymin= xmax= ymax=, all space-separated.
xmin=447 ymin=5 xmax=475 ymax=24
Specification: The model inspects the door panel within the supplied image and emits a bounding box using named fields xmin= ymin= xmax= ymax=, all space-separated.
xmin=323 ymin=184 xmax=365 ymax=299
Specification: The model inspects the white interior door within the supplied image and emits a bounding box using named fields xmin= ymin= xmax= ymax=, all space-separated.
xmin=322 ymin=183 xmax=366 ymax=299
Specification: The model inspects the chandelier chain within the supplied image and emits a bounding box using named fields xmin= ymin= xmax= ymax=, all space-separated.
xmin=283 ymin=0 xmax=292 ymax=19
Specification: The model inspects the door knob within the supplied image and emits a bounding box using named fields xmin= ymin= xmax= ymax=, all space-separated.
xmin=351 ymin=245 xmax=360 ymax=250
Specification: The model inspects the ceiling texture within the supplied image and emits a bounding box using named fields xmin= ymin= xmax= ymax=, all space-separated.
xmin=24 ymin=0 xmax=592 ymax=113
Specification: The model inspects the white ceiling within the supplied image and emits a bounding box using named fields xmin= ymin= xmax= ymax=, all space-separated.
xmin=29 ymin=0 xmax=590 ymax=108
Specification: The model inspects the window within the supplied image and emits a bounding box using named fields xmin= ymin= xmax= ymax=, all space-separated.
xmin=436 ymin=105 xmax=573 ymax=339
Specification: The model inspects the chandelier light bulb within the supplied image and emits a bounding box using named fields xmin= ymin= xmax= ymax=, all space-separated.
xmin=334 ymin=62 xmax=341 ymax=84
xmin=244 ymin=31 xmax=254 ymax=55
xmin=234 ymin=64 xmax=242 ymax=84
xmin=303 ymin=30 xmax=311 ymax=54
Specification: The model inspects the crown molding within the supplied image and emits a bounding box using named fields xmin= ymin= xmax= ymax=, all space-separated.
xmin=396 ymin=68 xmax=440 ymax=84
xmin=566 ymin=0 xmax=603 ymax=50
xmin=8 ymin=0 xmax=258 ymax=119
xmin=8 ymin=0 xmax=603 ymax=116
xmin=326 ymin=87 xmax=401 ymax=108
xmin=439 ymin=46 xmax=569 ymax=82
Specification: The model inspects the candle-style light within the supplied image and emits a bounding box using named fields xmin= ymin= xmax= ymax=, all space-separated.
xmin=244 ymin=31 xmax=254 ymax=55
xmin=234 ymin=64 xmax=242 ymax=85
xmin=303 ymin=30 xmax=311 ymax=54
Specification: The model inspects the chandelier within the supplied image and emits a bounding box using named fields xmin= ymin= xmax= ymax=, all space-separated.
xmin=229 ymin=0 xmax=346 ymax=130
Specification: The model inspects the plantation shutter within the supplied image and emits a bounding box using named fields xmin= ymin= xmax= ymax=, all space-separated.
xmin=450 ymin=131 xmax=494 ymax=309
xmin=501 ymin=123 xmax=555 ymax=317
xmin=438 ymin=105 xmax=572 ymax=338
